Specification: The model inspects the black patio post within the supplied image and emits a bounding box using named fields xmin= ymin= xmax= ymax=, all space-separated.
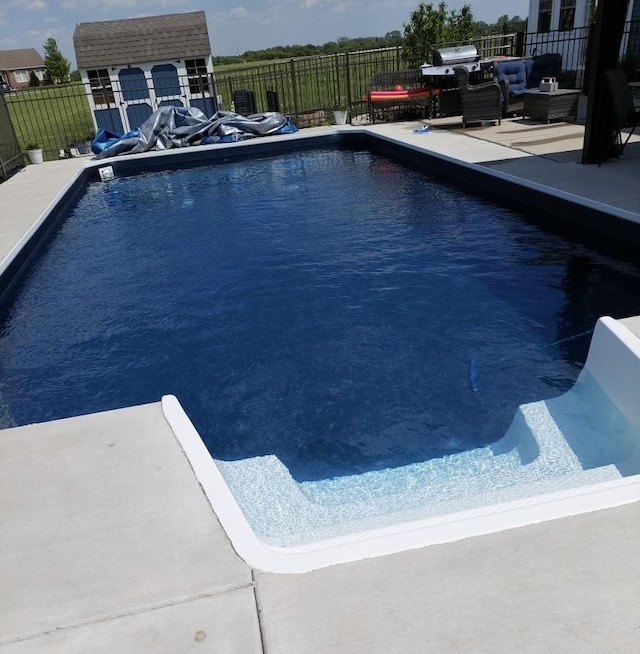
xmin=582 ymin=0 xmax=630 ymax=164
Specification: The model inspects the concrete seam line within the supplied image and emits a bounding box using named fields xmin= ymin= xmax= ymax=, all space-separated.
xmin=251 ymin=568 xmax=268 ymax=654
xmin=0 ymin=588 xmax=252 ymax=647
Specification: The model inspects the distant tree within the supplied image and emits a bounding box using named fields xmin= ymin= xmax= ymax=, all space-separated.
xmin=402 ymin=2 xmax=475 ymax=65
xmin=450 ymin=4 xmax=474 ymax=39
xmin=28 ymin=70 xmax=40 ymax=87
xmin=212 ymin=32 xmax=411 ymax=66
xmin=43 ymin=37 xmax=70 ymax=84
xmin=70 ymin=69 xmax=81 ymax=82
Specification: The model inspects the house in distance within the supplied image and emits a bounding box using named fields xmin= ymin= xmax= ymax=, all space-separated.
xmin=0 ymin=49 xmax=46 ymax=89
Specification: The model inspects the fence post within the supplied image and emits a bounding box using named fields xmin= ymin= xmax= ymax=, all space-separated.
xmin=290 ymin=59 xmax=299 ymax=117
xmin=334 ymin=54 xmax=341 ymax=107
xmin=0 ymin=94 xmax=23 ymax=177
xmin=345 ymin=52 xmax=352 ymax=107
xmin=515 ymin=31 xmax=525 ymax=57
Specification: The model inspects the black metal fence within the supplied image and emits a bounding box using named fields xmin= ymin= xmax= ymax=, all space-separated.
xmin=0 ymin=95 xmax=22 ymax=179
xmin=0 ymin=21 xmax=638 ymax=166
xmin=3 ymin=82 xmax=95 ymax=161
xmin=214 ymin=32 xmax=525 ymax=119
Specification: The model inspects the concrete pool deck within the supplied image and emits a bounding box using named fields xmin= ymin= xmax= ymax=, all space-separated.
xmin=1 ymin=121 xmax=639 ymax=652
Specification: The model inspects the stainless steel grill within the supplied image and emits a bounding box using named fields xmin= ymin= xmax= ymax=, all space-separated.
xmin=433 ymin=45 xmax=479 ymax=66
xmin=420 ymin=45 xmax=493 ymax=78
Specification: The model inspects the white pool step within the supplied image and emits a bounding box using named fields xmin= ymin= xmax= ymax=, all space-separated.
xmin=299 ymin=444 xmax=521 ymax=506
xmin=215 ymin=396 xmax=625 ymax=548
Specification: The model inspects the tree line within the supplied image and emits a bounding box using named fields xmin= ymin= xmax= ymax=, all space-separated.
xmin=213 ymin=4 xmax=526 ymax=65
xmin=38 ymin=2 xmax=527 ymax=81
xmin=212 ymin=33 xmax=405 ymax=65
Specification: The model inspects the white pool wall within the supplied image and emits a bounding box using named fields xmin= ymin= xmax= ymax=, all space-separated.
xmin=164 ymin=316 xmax=640 ymax=573
xmin=581 ymin=317 xmax=640 ymax=475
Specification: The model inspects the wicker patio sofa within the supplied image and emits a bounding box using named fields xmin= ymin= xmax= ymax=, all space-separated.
xmin=495 ymin=53 xmax=576 ymax=116
xmin=366 ymin=69 xmax=439 ymax=123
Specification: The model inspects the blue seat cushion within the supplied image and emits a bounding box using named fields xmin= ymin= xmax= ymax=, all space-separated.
xmin=495 ymin=60 xmax=527 ymax=97
xmin=526 ymin=54 xmax=562 ymax=89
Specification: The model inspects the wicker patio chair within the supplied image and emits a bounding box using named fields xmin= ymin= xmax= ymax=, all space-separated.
xmin=453 ymin=67 xmax=502 ymax=128
xmin=599 ymin=67 xmax=640 ymax=166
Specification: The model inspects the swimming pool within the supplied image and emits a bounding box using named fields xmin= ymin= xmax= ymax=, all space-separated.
xmin=1 ymin=136 xmax=640 ymax=570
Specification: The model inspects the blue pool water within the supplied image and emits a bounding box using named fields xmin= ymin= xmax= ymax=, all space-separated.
xmin=1 ymin=147 xmax=640 ymax=487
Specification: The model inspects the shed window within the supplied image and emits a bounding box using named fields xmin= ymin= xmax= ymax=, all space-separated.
xmin=88 ymin=69 xmax=114 ymax=105
xmin=14 ymin=70 xmax=29 ymax=83
xmin=185 ymin=58 xmax=209 ymax=94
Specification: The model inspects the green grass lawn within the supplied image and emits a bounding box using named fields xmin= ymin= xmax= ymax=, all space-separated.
xmin=6 ymin=83 xmax=94 ymax=161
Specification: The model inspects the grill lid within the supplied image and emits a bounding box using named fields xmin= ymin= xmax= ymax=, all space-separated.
xmin=432 ymin=45 xmax=479 ymax=66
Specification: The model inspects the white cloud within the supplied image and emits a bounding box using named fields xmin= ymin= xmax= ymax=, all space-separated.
xmin=8 ymin=0 xmax=47 ymax=9
xmin=229 ymin=6 xmax=249 ymax=19
xmin=62 ymin=0 xmax=187 ymax=8
xmin=331 ymin=2 xmax=352 ymax=14
xmin=27 ymin=28 xmax=64 ymax=41
xmin=296 ymin=0 xmax=352 ymax=13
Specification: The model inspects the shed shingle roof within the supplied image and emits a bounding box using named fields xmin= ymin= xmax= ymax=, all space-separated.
xmin=73 ymin=11 xmax=211 ymax=69
xmin=0 ymin=49 xmax=45 ymax=71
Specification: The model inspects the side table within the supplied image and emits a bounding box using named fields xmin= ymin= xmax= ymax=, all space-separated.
xmin=522 ymin=89 xmax=581 ymax=123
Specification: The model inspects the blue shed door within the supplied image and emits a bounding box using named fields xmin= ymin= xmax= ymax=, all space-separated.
xmin=119 ymin=68 xmax=149 ymax=102
xmin=94 ymin=108 xmax=124 ymax=134
xmin=118 ymin=68 xmax=152 ymax=131
xmin=126 ymin=103 xmax=153 ymax=130
xmin=152 ymin=64 xmax=181 ymax=100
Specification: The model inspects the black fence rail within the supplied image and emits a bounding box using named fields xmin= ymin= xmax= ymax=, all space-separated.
xmin=214 ymin=47 xmax=403 ymax=120
xmin=1 ymin=20 xmax=638 ymax=165
xmin=215 ymin=35 xmax=524 ymax=121
xmin=523 ymin=20 xmax=639 ymax=86
xmin=0 ymin=95 xmax=23 ymax=179
xmin=4 ymin=82 xmax=94 ymax=161
xmin=407 ymin=31 xmax=524 ymax=69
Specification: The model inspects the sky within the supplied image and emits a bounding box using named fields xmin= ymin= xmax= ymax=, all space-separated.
xmin=0 ymin=0 xmax=529 ymax=69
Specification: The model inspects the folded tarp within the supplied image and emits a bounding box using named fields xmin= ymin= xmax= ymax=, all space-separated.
xmin=92 ymin=106 xmax=298 ymax=159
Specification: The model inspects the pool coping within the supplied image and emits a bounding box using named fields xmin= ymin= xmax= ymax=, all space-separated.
xmin=164 ymin=395 xmax=640 ymax=574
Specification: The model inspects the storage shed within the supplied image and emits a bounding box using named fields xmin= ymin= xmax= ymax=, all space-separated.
xmin=73 ymin=11 xmax=218 ymax=134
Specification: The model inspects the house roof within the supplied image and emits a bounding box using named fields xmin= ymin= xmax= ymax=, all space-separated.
xmin=0 ymin=49 xmax=45 ymax=72
xmin=73 ymin=11 xmax=211 ymax=69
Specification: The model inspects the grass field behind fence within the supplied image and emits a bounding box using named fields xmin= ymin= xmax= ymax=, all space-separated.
xmin=6 ymin=83 xmax=94 ymax=161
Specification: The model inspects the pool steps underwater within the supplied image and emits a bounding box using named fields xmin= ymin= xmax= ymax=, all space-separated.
xmin=211 ymin=318 xmax=640 ymax=548
xmin=165 ymin=316 xmax=640 ymax=570
xmin=215 ymin=393 xmax=624 ymax=547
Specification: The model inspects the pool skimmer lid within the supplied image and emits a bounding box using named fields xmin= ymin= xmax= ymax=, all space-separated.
xmin=98 ymin=166 xmax=115 ymax=182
